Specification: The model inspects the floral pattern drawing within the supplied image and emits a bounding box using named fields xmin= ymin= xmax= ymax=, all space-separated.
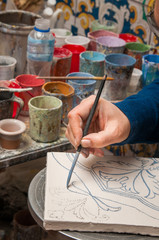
xmin=44 ymin=152 xmax=159 ymax=230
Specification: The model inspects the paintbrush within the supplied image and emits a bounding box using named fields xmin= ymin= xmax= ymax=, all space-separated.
xmin=36 ymin=75 xmax=114 ymax=81
xmin=0 ymin=87 xmax=33 ymax=92
xmin=66 ymin=74 xmax=107 ymax=188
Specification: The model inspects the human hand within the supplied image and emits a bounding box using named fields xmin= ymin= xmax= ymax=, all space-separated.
xmin=65 ymin=95 xmax=131 ymax=158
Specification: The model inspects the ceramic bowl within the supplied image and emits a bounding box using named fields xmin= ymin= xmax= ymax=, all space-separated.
xmin=50 ymin=28 xmax=72 ymax=47
xmin=65 ymin=35 xmax=90 ymax=49
xmin=0 ymin=119 xmax=26 ymax=149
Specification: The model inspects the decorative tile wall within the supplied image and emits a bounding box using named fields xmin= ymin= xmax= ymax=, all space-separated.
xmin=56 ymin=0 xmax=159 ymax=48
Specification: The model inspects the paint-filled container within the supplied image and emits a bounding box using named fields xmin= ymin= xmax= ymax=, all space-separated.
xmin=79 ymin=51 xmax=106 ymax=88
xmin=104 ymin=53 xmax=136 ymax=100
xmin=0 ymin=56 xmax=17 ymax=80
xmin=62 ymin=44 xmax=86 ymax=72
xmin=125 ymin=42 xmax=152 ymax=69
xmin=119 ymin=33 xmax=138 ymax=43
xmin=142 ymin=54 xmax=159 ymax=87
xmin=29 ymin=96 xmax=62 ymax=142
xmin=67 ymin=72 xmax=96 ymax=107
xmin=51 ymin=47 xmax=72 ymax=78
xmin=87 ymin=29 xmax=119 ymax=51
xmin=97 ymin=36 xmax=126 ymax=55
xmin=16 ymin=74 xmax=45 ymax=116
xmin=42 ymin=81 xmax=74 ymax=123
xmin=0 ymin=10 xmax=41 ymax=76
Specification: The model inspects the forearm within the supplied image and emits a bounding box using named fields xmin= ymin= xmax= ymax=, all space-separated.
xmin=114 ymin=78 xmax=159 ymax=144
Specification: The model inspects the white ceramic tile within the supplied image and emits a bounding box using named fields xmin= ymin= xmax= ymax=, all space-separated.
xmin=44 ymin=152 xmax=159 ymax=236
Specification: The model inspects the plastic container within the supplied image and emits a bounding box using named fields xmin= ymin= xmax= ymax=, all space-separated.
xmin=62 ymin=44 xmax=86 ymax=72
xmin=27 ymin=18 xmax=55 ymax=77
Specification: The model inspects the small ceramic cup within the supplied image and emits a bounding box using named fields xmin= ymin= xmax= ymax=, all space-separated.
xmin=0 ymin=56 xmax=17 ymax=80
xmin=42 ymin=81 xmax=74 ymax=124
xmin=67 ymin=72 xmax=96 ymax=107
xmin=128 ymin=68 xmax=142 ymax=93
xmin=0 ymin=119 xmax=26 ymax=149
xmin=16 ymin=74 xmax=45 ymax=116
xmin=65 ymin=35 xmax=90 ymax=49
xmin=96 ymin=36 xmax=126 ymax=55
xmin=28 ymin=95 xmax=62 ymax=143
xmin=50 ymin=28 xmax=72 ymax=47
xmin=79 ymin=51 xmax=106 ymax=89
xmin=0 ymin=89 xmax=24 ymax=120
xmin=51 ymin=47 xmax=72 ymax=77
xmin=104 ymin=53 xmax=136 ymax=100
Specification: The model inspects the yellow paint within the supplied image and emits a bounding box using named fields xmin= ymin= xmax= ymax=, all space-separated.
xmin=56 ymin=3 xmax=73 ymax=21
xmin=147 ymin=0 xmax=155 ymax=13
xmin=89 ymin=0 xmax=95 ymax=8
xmin=78 ymin=1 xmax=88 ymax=12
xmin=135 ymin=26 xmax=147 ymax=40
xmin=78 ymin=13 xmax=90 ymax=29
xmin=130 ymin=6 xmax=137 ymax=24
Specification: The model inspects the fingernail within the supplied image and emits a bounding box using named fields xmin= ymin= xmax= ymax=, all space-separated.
xmin=95 ymin=152 xmax=104 ymax=157
xmin=81 ymin=139 xmax=91 ymax=147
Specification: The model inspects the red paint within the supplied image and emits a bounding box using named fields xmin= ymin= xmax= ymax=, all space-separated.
xmin=119 ymin=33 xmax=138 ymax=43
xmin=8 ymin=80 xmax=21 ymax=118
xmin=15 ymin=74 xmax=45 ymax=116
xmin=62 ymin=44 xmax=86 ymax=72
xmin=16 ymin=74 xmax=45 ymax=87
xmin=54 ymin=47 xmax=72 ymax=58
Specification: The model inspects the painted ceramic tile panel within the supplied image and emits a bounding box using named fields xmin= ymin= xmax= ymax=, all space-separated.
xmin=44 ymin=152 xmax=159 ymax=236
xmin=56 ymin=0 xmax=159 ymax=47
xmin=56 ymin=0 xmax=78 ymax=35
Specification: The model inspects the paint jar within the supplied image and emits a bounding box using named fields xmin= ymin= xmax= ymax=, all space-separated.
xmin=91 ymin=19 xmax=118 ymax=33
xmin=0 ymin=10 xmax=41 ymax=76
xmin=97 ymin=36 xmax=126 ymax=55
xmin=51 ymin=47 xmax=72 ymax=78
xmin=79 ymin=51 xmax=106 ymax=89
xmin=0 ymin=119 xmax=26 ymax=149
xmin=42 ymin=81 xmax=74 ymax=123
xmin=104 ymin=53 xmax=136 ymax=101
xmin=28 ymin=95 xmax=62 ymax=142
xmin=0 ymin=89 xmax=24 ymax=120
xmin=119 ymin=33 xmax=138 ymax=43
xmin=128 ymin=68 xmax=142 ymax=93
xmin=87 ymin=29 xmax=119 ymax=51
xmin=0 ymin=56 xmax=17 ymax=80
xmin=50 ymin=28 xmax=72 ymax=47
xmin=62 ymin=44 xmax=86 ymax=72
xmin=65 ymin=35 xmax=90 ymax=49
xmin=125 ymin=42 xmax=152 ymax=69
xmin=13 ymin=209 xmax=42 ymax=240
xmin=16 ymin=74 xmax=45 ymax=116
xmin=142 ymin=54 xmax=159 ymax=87
xmin=67 ymin=72 xmax=96 ymax=107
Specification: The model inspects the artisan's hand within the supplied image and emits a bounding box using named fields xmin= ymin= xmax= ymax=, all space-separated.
xmin=65 ymin=95 xmax=131 ymax=158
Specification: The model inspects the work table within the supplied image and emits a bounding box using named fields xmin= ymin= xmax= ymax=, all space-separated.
xmin=0 ymin=115 xmax=72 ymax=169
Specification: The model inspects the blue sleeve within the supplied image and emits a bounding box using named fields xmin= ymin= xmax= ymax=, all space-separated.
xmin=114 ymin=78 xmax=159 ymax=144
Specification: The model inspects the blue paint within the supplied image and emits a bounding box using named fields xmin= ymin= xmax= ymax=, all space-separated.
xmin=80 ymin=51 xmax=105 ymax=61
xmin=105 ymin=53 xmax=136 ymax=67
xmin=79 ymin=51 xmax=105 ymax=85
xmin=104 ymin=53 xmax=136 ymax=100
xmin=67 ymin=72 xmax=96 ymax=107
xmin=142 ymin=54 xmax=159 ymax=87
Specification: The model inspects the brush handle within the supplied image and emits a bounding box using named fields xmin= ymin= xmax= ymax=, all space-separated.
xmin=77 ymin=76 xmax=107 ymax=152
xmin=0 ymin=87 xmax=33 ymax=92
xmin=36 ymin=75 xmax=113 ymax=81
